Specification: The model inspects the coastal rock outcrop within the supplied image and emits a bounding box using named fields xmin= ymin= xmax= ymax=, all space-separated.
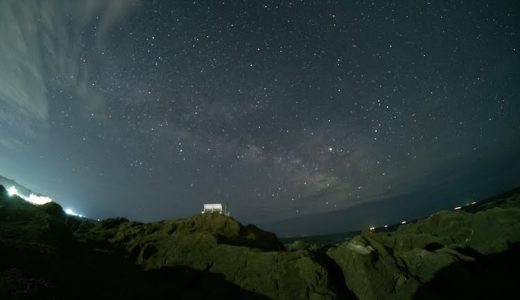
xmin=2 ymin=182 xmax=520 ymax=299
xmin=327 ymin=189 xmax=520 ymax=300
xmin=81 ymin=213 xmax=340 ymax=299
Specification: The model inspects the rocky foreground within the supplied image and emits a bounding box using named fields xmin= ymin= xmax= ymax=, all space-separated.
xmin=1 ymin=184 xmax=519 ymax=299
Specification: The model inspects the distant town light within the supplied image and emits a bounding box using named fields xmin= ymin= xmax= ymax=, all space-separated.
xmin=369 ymin=226 xmax=375 ymax=231
xmin=471 ymin=201 xmax=477 ymax=205
xmin=401 ymin=220 xmax=407 ymax=224
xmin=384 ymin=224 xmax=388 ymax=228
xmin=454 ymin=206 xmax=462 ymax=210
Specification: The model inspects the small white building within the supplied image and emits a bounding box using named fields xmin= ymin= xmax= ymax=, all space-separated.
xmin=201 ymin=203 xmax=230 ymax=216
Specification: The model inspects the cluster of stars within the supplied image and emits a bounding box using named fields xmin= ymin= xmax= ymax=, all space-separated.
xmin=0 ymin=0 xmax=518 ymax=230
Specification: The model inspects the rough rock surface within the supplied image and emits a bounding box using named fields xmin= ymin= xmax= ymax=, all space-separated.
xmin=0 ymin=185 xmax=345 ymax=299
xmin=80 ymin=213 xmax=339 ymax=300
xmin=2 ymin=182 xmax=520 ymax=299
xmin=327 ymin=189 xmax=520 ymax=300
xmin=0 ymin=186 xmax=273 ymax=299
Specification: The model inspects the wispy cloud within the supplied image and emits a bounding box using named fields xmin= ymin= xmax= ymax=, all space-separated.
xmin=0 ymin=0 xmax=140 ymax=148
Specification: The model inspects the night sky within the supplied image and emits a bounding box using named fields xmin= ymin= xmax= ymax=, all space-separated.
xmin=1 ymin=0 xmax=519 ymax=235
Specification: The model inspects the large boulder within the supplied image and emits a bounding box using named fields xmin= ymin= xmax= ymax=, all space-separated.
xmin=174 ymin=213 xmax=285 ymax=251
xmin=327 ymin=232 xmax=420 ymax=300
xmin=82 ymin=213 xmax=339 ymax=299
xmin=1 ymin=193 xmax=274 ymax=299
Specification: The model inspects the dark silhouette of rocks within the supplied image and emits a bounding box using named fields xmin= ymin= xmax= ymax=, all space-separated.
xmin=327 ymin=188 xmax=520 ymax=299
xmin=79 ymin=213 xmax=339 ymax=299
xmin=1 ymin=182 xmax=520 ymax=299
xmin=0 ymin=184 xmax=6 ymax=196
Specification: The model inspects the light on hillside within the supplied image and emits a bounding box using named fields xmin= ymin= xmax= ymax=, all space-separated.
xmin=65 ymin=208 xmax=84 ymax=218
xmin=26 ymin=194 xmax=53 ymax=205
xmin=7 ymin=186 xmax=18 ymax=197
xmin=6 ymin=186 xmax=52 ymax=205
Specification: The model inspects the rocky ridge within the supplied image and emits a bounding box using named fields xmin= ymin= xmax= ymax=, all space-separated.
xmin=328 ymin=188 xmax=520 ymax=299
xmin=1 ymin=183 xmax=520 ymax=299
xmin=78 ymin=213 xmax=340 ymax=299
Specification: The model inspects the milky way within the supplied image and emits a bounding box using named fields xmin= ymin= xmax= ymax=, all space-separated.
xmin=0 ymin=1 xmax=519 ymax=234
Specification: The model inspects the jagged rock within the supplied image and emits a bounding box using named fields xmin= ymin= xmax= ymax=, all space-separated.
xmin=175 ymin=213 xmax=285 ymax=251
xmin=82 ymin=213 xmax=338 ymax=299
xmin=327 ymin=191 xmax=520 ymax=300
xmin=2 ymin=180 xmax=520 ymax=300
xmin=0 ymin=191 xmax=274 ymax=299
xmin=328 ymin=233 xmax=420 ymax=300
xmin=40 ymin=201 xmax=65 ymax=218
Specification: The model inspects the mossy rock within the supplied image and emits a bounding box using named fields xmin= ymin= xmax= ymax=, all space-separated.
xmin=327 ymin=189 xmax=520 ymax=300
xmin=80 ymin=213 xmax=337 ymax=299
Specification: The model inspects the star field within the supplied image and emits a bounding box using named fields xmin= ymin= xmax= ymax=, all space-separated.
xmin=0 ymin=1 xmax=519 ymax=234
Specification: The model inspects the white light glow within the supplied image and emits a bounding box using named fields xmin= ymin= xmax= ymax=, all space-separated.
xmin=401 ymin=220 xmax=407 ymax=224
xmin=6 ymin=186 xmax=52 ymax=205
xmin=7 ymin=186 xmax=18 ymax=197
xmin=65 ymin=208 xmax=83 ymax=218
xmin=26 ymin=193 xmax=53 ymax=205
xmin=369 ymin=226 xmax=375 ymax=231
xmin=6 ymin=185 xmax=85 ymax=217
xmin=384 ymin=224 xmax=388 ymax=228
xmin=454 ymin=206 xmax=462 ymax=210
xmin=471 ymin=201 xmax=477 ymax=205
